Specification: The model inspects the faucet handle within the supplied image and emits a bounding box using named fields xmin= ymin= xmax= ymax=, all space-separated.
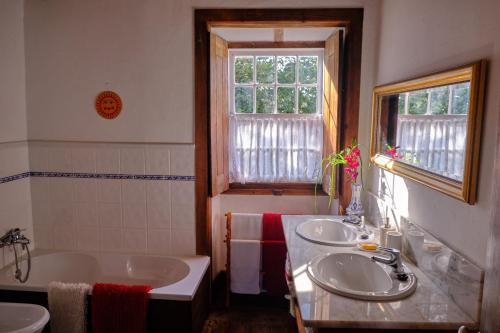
xmin=378 ymin=247 xmax=400 ymax=255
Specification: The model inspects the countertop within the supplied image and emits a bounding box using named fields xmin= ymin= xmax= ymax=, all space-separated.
xmin=283 ymin=215 xmax=477 ymax=330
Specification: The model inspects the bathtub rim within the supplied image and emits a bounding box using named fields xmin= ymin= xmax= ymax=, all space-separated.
xmin=0 ymin=249 xmax=210 ymax=301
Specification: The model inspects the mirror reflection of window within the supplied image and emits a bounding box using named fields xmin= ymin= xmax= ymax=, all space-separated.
xmin=379 ymin=81 xmax=470 ymax=181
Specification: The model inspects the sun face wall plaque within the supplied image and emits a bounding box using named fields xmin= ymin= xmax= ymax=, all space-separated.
xmin=95 ymin=91 xmax=122 ymax=119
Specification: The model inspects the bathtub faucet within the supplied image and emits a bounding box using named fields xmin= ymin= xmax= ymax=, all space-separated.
xmin=0 ymin=228 xmax=31 ymax=283
xmin=0 ymin=228 xmax=30 ymax=247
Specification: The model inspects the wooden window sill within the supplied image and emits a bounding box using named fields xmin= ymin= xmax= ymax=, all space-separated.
xmin=224 ymin=183 xmax=328 ymax=196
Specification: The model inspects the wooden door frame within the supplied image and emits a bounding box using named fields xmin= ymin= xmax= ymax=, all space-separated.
xmin=194 ymin=8 xmax=364 ymax=255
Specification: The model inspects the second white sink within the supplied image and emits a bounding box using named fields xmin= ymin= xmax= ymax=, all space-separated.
xmin=307 ymin=252 xmax=417 ymax=301
xmin=0 ymin=302 xmax=49 ymax=333
xmin=295 ymin=218 xmax=359 ymax=246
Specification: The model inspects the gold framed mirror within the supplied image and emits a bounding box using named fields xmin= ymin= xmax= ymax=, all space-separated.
xmin=370 ymin=60 xmax=487 ymax=204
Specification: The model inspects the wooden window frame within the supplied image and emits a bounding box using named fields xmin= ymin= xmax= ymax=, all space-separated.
xmin=195 ymin=8 xmax=363 ymax=255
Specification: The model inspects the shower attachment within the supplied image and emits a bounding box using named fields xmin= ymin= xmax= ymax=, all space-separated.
xmin=0 ymin=228 xmax=31 ymax=283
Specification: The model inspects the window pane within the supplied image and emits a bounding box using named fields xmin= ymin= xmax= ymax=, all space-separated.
xmin=277 ymin=87 xmax=296 ymax=113
xmin=235 ymin=56 xmax=253 ymax=83
xmin=298 ymin=87 xmax=317 ymax=114
xmin=408 ymin=90 xmax=428 ymax=114
xmin=256 ymin=56 xmax=275 ymax=84
xmin=398 ymin=95 xmax=406 ymax=114
xmin=430 ymin=86 xmax=449 ymax=115
xmin=299 ymin=56 xmax=318 ymax=84
xmin=256 ymin=87 xmax=275 ymax=114
xmin=235 ymin=87 xmax=253 ymax=113
xmin=277 ymin=56 xmax=296 ymax=84
xmin=452 ymin=82 xmax=470 ymax=114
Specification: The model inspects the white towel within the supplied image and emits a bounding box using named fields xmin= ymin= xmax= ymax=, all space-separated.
xmin=231 ymin=213 xmax=263 ymax=240
xmin=48 ymin=281 xmax=91 ymax=333
xmin=230 ymin=239 xmax=261 ymax=294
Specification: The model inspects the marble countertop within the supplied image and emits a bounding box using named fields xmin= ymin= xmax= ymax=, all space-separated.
xmin=283 ymin=215 xmax=477 ymax=330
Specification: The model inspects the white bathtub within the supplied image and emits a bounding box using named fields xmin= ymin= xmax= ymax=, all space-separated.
xmin=0 ymin=250 xmax=210 ymax=301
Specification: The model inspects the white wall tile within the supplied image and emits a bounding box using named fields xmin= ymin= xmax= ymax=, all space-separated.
xmin=122 ymin=203 xmax=146 ymax=228
xmin=169 ymin=145 xmax=194 ymax=176
xmin=171 ymin=181 xmax=195 ymax=230
xmin=170 ymin=229 xmax=195 ymax=255
xmin=32 ymin=201 xmax=51 ymax=226
xmin=29 ymin=144 xmax=49 ymax=171
xmin=147 ymin=202 xmax=170 ymax=229
xmin=49 ymin=178 xmax=73 ymax=202
xmin=146 ymin=146 xmax=170 ymax=174
xmin=48 ymin=147 xmax=72 ymax=172
xmin=120 ymin=147 xmax=145 ymax=174
xmin=100 ymin=227 xmax=122 ymax=252
xmin=147 ymin=228 xmax=170 ymax=255
xmin=96 ymin=147 xmax=120 ymax=174
xmin=146 ymin=181 xmax=170 ymax=203
xmin=74 ymin=202 xmax=98 ymax=227
xmin=30 ymin=177 xmax=50 ymax=202
xmin=33 ymin=225 xmax=53 ymax=249
xmin=0 ymin=143 xmax=29 ymax=176
xmin=56 ymin=225 xmax=77 ymax=250
xmin=121 ymin=180 xmax=146 ymax=203
xmin=51 ymin=202 xmax=73 ymax=227
xmin=98 ymin=203 xmax=121 ymax=228
xmin=122 ymin=228 xmax=147 ymax=253
xmin=97 ymin=179 xmax=121 ymax=203
xmin=73 ymin=178 xmax=97 ymax=203
xmin=77 ymin=226 xmax=100 ymax=251
xmin=71 ymin=147 xmax=96 ymax=173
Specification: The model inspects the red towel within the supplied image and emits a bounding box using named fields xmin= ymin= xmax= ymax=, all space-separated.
xmin=92 ymin=283 xmax=152 ymax=333
xmin=262 ymin=213 xmax=288 ymax=296
xmin=262 ymin=212 xmax=285 ymax=241
xmin=262 ymin=240 xmax=288 ymax=296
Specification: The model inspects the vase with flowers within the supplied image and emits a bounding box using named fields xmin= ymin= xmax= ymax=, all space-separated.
xmin=316 ymin=139 xmax=364 ymax=221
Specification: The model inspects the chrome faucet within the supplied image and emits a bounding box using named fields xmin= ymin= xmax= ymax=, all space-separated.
xmin=0 ymin=228 xmax=31 ymax=283
xmin=371 ymin=247 xmax=408 ymax=281
xmin=0 ymin=228 xmax=30 ymax=247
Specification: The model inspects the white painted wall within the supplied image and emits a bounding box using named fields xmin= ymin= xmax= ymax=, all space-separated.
xmin=0 ymin=0 xmax=27 ymax=142
xmin=361 ymin=0 xmax=500 ymax=267
xmin=0 ymin=0 xmax=33 ymax=268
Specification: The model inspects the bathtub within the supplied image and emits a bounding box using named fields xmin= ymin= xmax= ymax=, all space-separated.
xmin=0 ymin=249 xmax=209 ymax=301
xmin=0 ymin=250 xmax=211 ymax=332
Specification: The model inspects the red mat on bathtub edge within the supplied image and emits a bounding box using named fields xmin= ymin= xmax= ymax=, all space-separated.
xmin=92 ymin=283 xmax=152 ymax=333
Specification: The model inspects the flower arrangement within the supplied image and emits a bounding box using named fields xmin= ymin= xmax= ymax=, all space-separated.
xmin=385 ymin=144 xmax=400 ymax=159
xmin=316 ymin=139 xmax=362 ymax=207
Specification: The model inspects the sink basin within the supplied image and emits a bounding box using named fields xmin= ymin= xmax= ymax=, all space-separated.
xmin=307 ymin=252 xmax=417 ymax=300
xmin=296 ymin=219 xmax=360 ymax=246
xmin=0 ymin=303 xmax=50 ymax=333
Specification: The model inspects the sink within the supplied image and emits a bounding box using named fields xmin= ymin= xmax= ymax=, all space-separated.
xmin=307 ymin=252 xmax=417 ymax=301
xmin=295 ymin=218 xmax=361 ymax=246
xmin=0 ymin=303 xmax=50 ymax=333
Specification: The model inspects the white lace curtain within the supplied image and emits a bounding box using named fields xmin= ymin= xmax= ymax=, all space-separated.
xmin=229 ymin=114 xmax=323 ymax=183
xmin=396 ymin=115 xmax=468 ymax=181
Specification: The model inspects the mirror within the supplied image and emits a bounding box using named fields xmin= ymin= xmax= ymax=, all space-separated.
xmin=370 ymin=61 xmax=486 ymax=204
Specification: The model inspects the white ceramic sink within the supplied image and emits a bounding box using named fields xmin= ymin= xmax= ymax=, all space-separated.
xmin=307 ymin=252 xmax=417 ymax=301
xmin=295 ymin=218 xmax=361 ymax=246
xmin=0 ymin=303 xmax=49 ymax=333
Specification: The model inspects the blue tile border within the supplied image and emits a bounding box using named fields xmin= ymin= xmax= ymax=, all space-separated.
xmin=0 ymin=171 xmax=195 ymax=184
xmin=0 ymin=172 xmax=31 ymax=184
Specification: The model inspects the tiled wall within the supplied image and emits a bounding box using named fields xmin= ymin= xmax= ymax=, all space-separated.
xmin=0 ymin=142 xmax=34 ymax=268
xmin=29 ymin=141 xmax=196 ymax=256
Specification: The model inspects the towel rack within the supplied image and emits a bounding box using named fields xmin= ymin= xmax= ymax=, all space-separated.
xmin=224 ymin=212 xmax=232 ymax=307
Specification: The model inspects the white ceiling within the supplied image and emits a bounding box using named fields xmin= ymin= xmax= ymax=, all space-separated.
xmin=211 ymin=27 xmax=339 ymax=42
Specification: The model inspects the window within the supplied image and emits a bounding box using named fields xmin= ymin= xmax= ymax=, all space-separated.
xmin=229 ymin=49 xmax=324 ymax=184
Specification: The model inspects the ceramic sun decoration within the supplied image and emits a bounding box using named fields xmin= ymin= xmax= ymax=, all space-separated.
xmin=316 ymin=140 xmax=364 ymax=221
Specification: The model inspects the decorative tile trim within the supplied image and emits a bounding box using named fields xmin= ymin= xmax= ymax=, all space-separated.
xmin=0 ymin=171 xmax=195 ymax=184
xmin=0 ymin=172 xmax=31 ymax=184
